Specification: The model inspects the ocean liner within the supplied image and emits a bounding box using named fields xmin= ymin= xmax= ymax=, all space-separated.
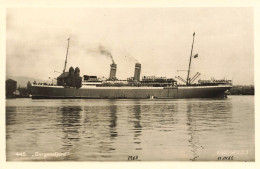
xmin=31 ymin=33 xmax=232 ymax=99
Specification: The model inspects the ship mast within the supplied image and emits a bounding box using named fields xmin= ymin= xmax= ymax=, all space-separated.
xmin=62 ymin=38 xmax=70 ymax=85
xmin=186 ymin=32 xmax=195 ymax=85
xmin=63 ymin=38 xmax=70 ymax=74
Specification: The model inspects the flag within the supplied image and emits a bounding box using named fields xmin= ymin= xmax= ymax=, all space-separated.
xmin=193 ymin=32 xmax=195 ymax=36
xmin=193 ymin=53 xmax=198 ymax=58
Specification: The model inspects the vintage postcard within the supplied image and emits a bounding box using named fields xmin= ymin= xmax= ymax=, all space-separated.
xmin=1 ymin=0 xmax=259 ymax=169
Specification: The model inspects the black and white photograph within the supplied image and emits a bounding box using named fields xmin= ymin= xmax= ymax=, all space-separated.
xmin=2 ymin=3 xmax=257 ymax=166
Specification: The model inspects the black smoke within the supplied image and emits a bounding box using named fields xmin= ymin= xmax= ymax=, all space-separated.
xmin=98 ymin=45 xmax=115 ymax=64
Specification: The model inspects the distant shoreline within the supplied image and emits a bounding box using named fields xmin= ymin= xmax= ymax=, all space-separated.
xmin=228 ymin=85 xmax=254 ymax=95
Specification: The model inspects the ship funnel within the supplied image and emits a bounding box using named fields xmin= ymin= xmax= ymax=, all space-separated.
xmin=74 ymin=67 xmax=80 ymax=77
xmin=69 ymin=66 xmax=74 ymax=76
xmin=109 ymin=63 xmax=117 ymax=80
xmin=134 ymin=63 xmax=141 ymax=81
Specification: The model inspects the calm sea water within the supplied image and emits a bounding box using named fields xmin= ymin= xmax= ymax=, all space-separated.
xmin=6 ymin=96 xmax=254 ymax=161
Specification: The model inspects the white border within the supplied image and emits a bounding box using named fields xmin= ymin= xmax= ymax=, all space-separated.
xmin=0 ymin=1 xmax=259 ymax=169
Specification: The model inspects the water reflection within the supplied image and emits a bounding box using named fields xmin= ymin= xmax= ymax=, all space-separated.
xmin=186 ymin=100 xmax=233 ymax=161
xmin=109 ymin=104 xmax=118 ymax=139
xmin=186 ymin=103 xmax=200 ymax=161
xmin=7 ymin=97 xmax=254 ymax=161
xmin=58 ymin=106 xmax=82 ymax=159
xmin=133 ymin=102 xmax=142 ymax=147
xmin=6 ymin=107 xmax=17 ymax=126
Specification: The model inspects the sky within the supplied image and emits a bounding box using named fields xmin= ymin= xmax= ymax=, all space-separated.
xmin=6 ymin=8 xmax=254 ymax=85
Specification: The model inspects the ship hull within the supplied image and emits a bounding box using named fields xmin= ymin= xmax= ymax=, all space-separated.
xmin=31 ymin=85 xmax=232 ymax=99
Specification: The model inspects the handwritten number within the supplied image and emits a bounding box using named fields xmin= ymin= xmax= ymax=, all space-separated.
xmin=128 ymin=156 xmax=138 ymax=160
xmin=218 ymin=156 xmax=234 ymax=160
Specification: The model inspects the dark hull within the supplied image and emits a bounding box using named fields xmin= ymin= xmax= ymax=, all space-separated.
xmin=31 ymin=85 xmax=231 ymax=99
